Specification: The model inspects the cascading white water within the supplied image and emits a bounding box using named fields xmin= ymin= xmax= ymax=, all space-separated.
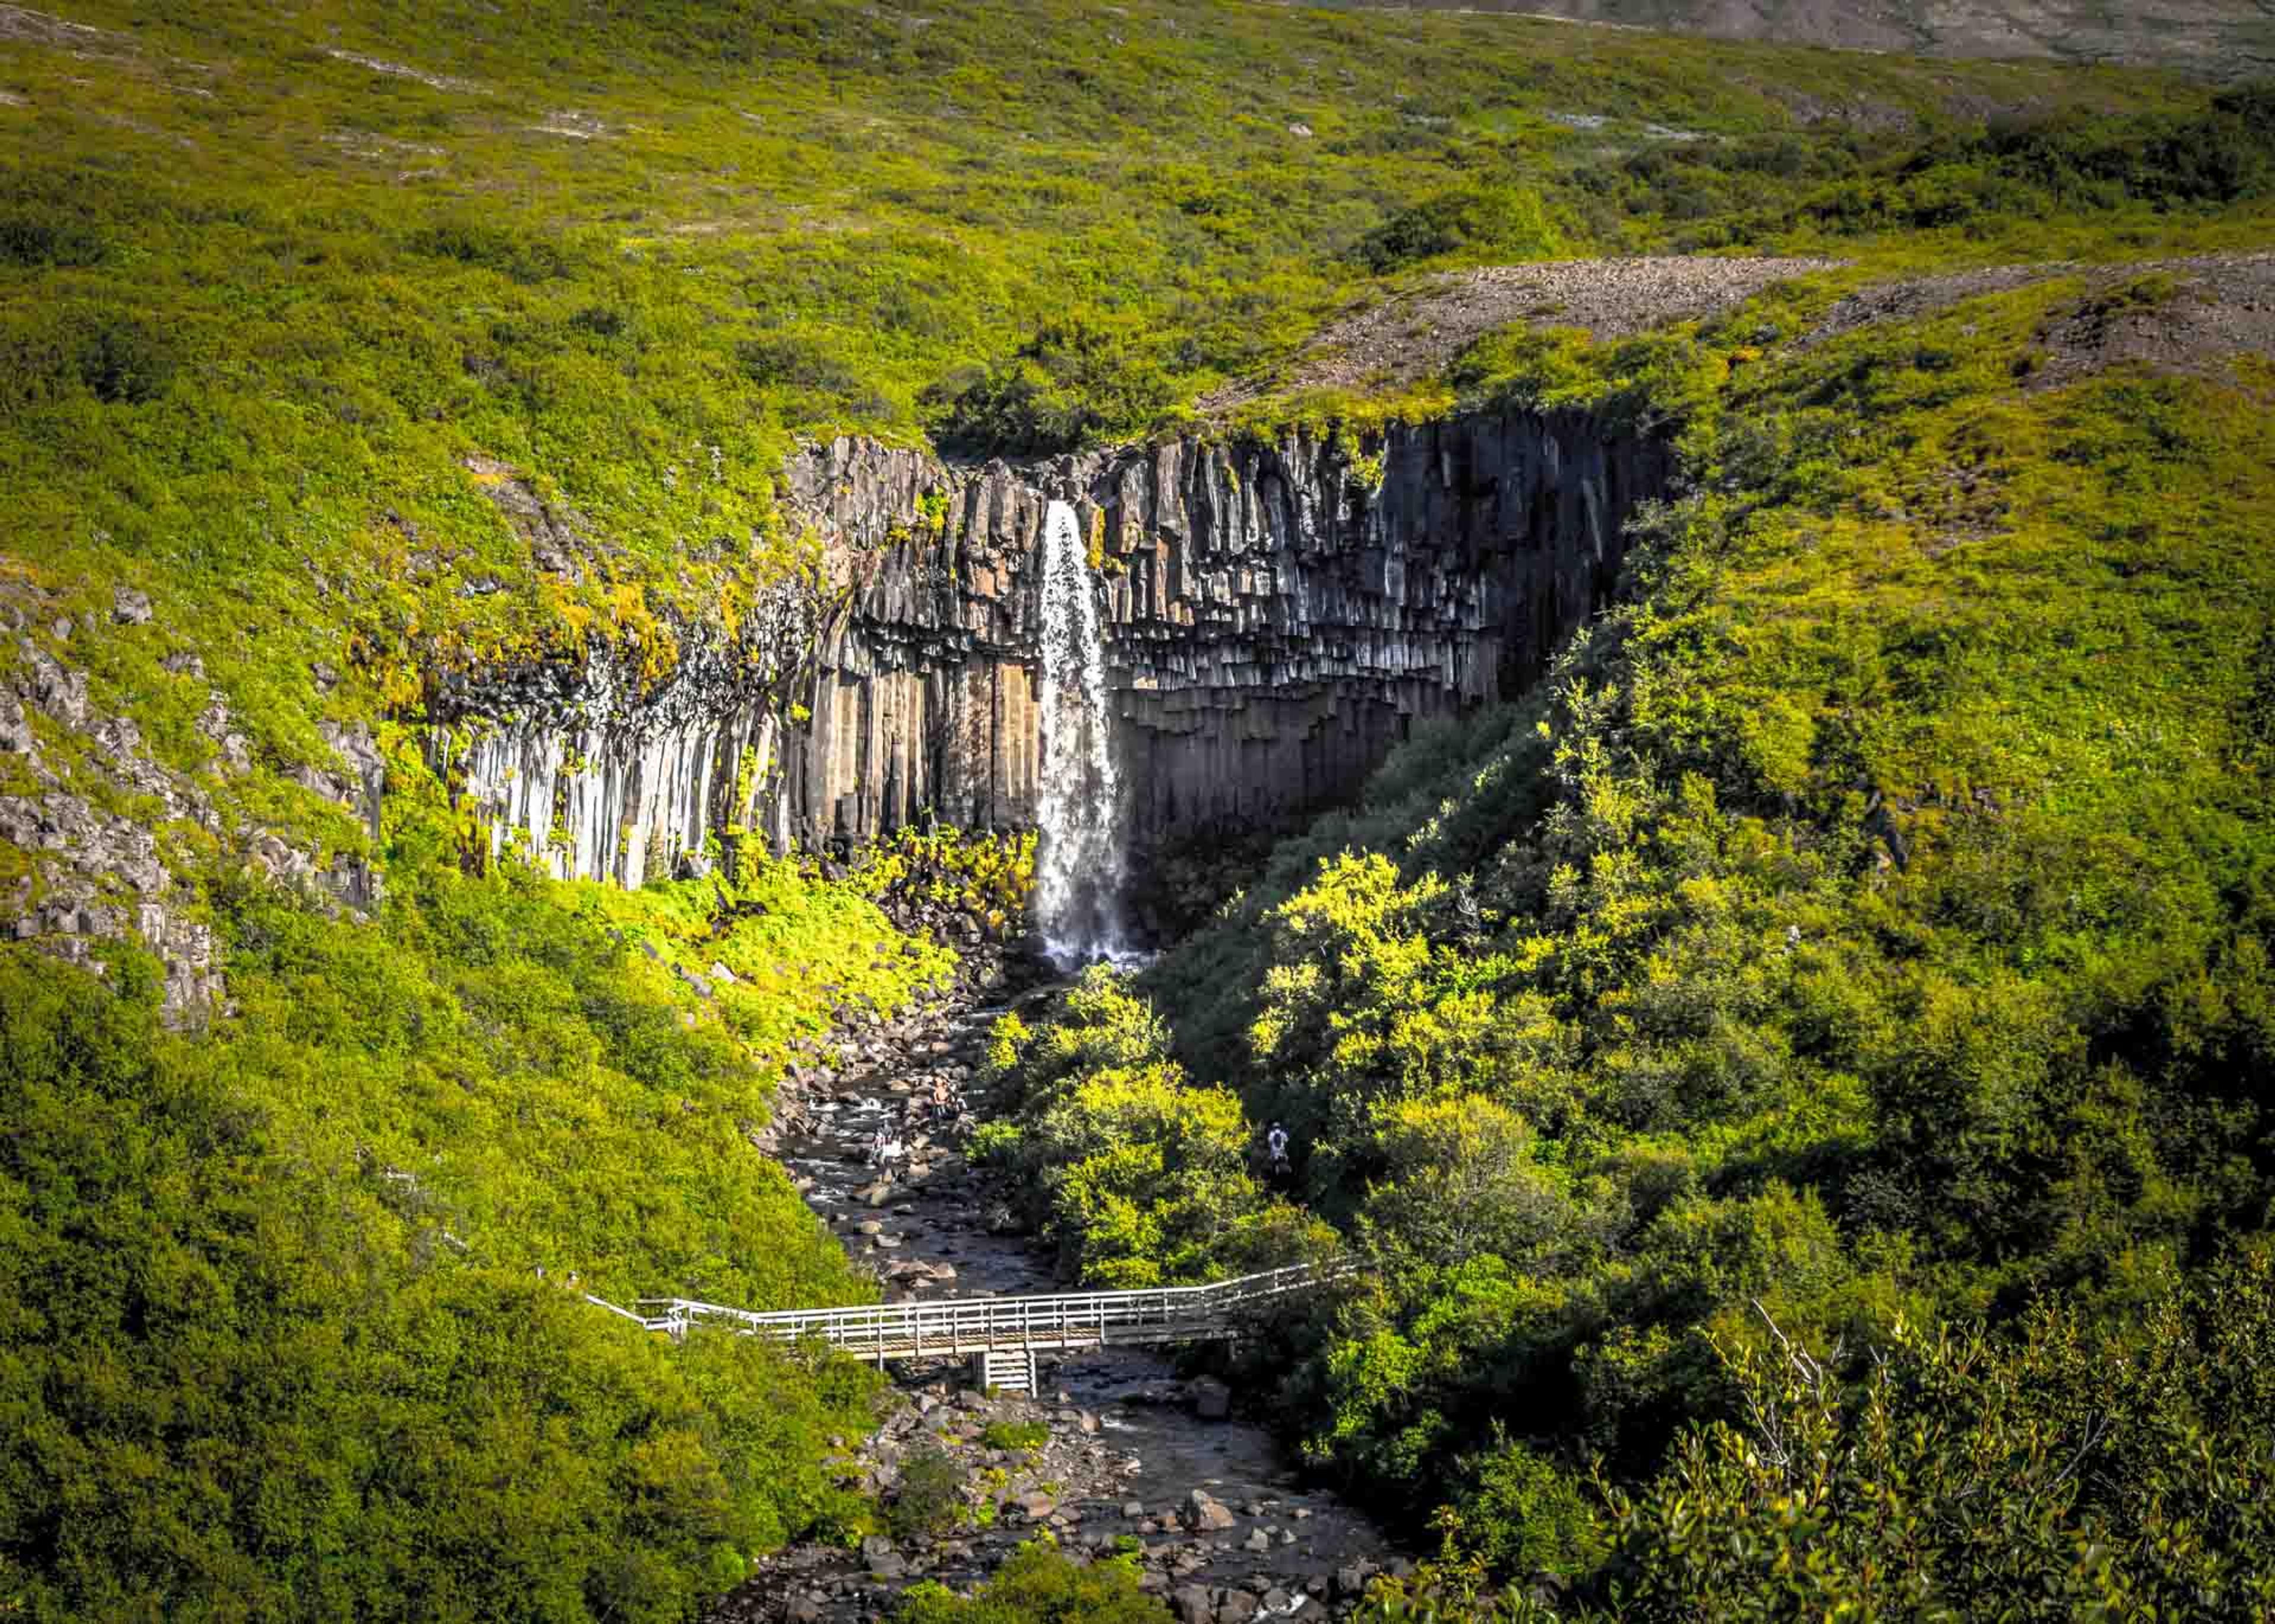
xmin=1033 ymin=499 xmax=1132 ymax=967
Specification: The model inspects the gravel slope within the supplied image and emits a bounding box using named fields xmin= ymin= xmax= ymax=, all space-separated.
xmin=1308 ymin=0 xmax=2275 ymax=81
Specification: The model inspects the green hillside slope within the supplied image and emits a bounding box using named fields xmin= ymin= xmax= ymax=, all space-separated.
xmin=5 ymin=1 xmax=2275 ymax=1619
xmin=991 ymin=252 xmax=2275 ymax=1617
xmin=0 ymin=0 xmax=2237 ymax=760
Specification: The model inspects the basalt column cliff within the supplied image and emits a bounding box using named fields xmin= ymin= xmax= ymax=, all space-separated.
xmin=447 ymin=408 xmax=1672 ymax=918
xmin=780 ymin=409 xmax=1671 ymax=853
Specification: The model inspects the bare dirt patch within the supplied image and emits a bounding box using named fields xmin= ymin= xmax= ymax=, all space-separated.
xmin=1199 ymin=255 xmax=1840 ymax=412
xmin=321 ymin=130 xmax=448 ymax=162
xmin=1806 ymin=251 xmax=2275 ymax=387
xmin=1805 ymin=263 xmax=2063 ymax=345
xmin=2030 ymin=255 xmax=2275 ymax=390
xmin=1206 ymin=249 xmax=2275 ymax=422
xmin=529 ymin=110 xmax=608 ymax=140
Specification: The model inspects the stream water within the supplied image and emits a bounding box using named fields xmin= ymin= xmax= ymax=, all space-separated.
xmin=717 ymin=985 xmax=1400 ymax=1622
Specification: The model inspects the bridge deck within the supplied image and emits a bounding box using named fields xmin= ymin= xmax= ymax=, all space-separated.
xmin=593 ymin=1262 xmax=1349 ymax=1360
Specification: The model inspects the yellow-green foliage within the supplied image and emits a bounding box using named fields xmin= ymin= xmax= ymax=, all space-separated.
xmin=586 ymin=850 xmax=954 ymax=1047
xmin=1360 ymin=1250 xmax=2275 ymax=1620
xmin=978 ymin=1420 xmax=1050 ymax=1455
xmin=859 ymin=826 xmax=1036 ymax=940
xmin=1357 ymin=1097 xmax=1571 ymax=1272
xmin=0 ymin=895 xmax=890 ymax=1619
xmin=985 ymin=968 xmax=1333 ymax=1288
xmin=1228 ymin=381 xmax=1460 ymax=447
xmin=7 ymin=4 xmax=2275 ymax=1618
xmin=1017 ymin=267 xmax=2275 ymax=1594
xmin=896 ymin=1538 xmax=1168 ymax=1624
xmin=1579 ymin=1248 xmax=2275 ymax=1621
xmin=0 ymin=741 xmax=979 ymax=1620
xmin=0 ymin=0 xmax=2237 ymax=804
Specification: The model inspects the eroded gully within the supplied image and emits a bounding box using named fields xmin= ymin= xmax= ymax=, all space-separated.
xmin=712 ymin=973 xmax=1405 ymax=1624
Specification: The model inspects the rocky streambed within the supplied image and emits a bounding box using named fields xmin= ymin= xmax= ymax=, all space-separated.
xmin=714 ymin=970 xmax=1405 ymax=1623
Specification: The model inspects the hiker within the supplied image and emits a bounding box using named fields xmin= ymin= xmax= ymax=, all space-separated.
xmin=868 ymin=1127 xmax=903 ymax=1168
xmin=1265 ymin=1121 xmax=1292 ymax=1179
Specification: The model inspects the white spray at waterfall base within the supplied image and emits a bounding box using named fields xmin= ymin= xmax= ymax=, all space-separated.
xmin=1034 ymin=500 xmax=1136 ymax=968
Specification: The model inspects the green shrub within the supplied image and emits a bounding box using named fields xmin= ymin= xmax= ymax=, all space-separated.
xmin=966 ymin=1120 xmax=1024 ymax=1165
xmin=1783 ymin=88 xmax=2275 ymax=236
xmin=738 ymin=330 xmax=857 ymax=390
xmin=926 ymin=321 xmax=1180 ymax=457
xmin=1356 ymin=183 xmax=1565 ymax=272
xmin=406 ymin=219 xmax=579 ymax=283
xmin=1443 ymin=1432 xmax=1603 ymax=1583
xmin=0 ymin=948 xmax=878 ymax=1624
xmin=0 ymin=216 xmax=108 ymax=267
xmin=895 ymin=1540 xmax=1169 ymax=1624
xmin=979 ymin=1420 xmax=1050 ymax=1455
xmin=889 ymin=1445 xmax=971 ymax=1540
xmin=1592 ymin=1253 xmax=2275 ymax=1619
xmin=69 ymin=311 xmax=177 ymax=404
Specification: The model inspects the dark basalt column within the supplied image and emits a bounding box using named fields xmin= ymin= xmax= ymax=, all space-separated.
xmin=776 ymin=411 xmax=1672 ymax=872
xmin=433 ymin=410 xmax=1673 ymax=905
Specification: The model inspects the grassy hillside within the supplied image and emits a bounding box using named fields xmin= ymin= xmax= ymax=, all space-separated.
xmin=0 ymin=0 xmax=2242 ymax=769
xmin=984 ymin=187 xmax=2275 ymax=1623
xmin=5 ymin=0 xmax=2275 ymax=1618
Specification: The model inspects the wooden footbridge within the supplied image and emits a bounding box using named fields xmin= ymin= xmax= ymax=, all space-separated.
xmin=587 ymin=1262 xmax=1351 ymax=1393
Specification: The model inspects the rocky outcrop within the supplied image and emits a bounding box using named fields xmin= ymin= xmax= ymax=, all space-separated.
xmin=780 ymin=409 xmax=1671 ymax=865
xmin=0 ymin=617 xmax=387 ymax=1024
xmin=436 ymin=579 xmax=819 ymax=886
xmin=438 ymin=409 xmax=1672 ymax=919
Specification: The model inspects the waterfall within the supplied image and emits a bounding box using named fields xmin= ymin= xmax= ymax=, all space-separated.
xmin=1034 ymin=500 xmax=1130 ymax=967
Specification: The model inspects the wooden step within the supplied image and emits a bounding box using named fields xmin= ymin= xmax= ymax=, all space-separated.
xmin=973 ymin=1348 xmax=1037 ymax=1394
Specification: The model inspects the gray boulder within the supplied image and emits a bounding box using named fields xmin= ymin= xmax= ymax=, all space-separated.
xmin=1172 ymin=1587 xmax=1216 ymax=1624
xmin=1185 ymin=1489 xmax=1238 ymax=1532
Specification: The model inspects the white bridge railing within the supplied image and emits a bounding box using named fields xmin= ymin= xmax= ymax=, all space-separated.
xmin=594 ymin=1262 xmax=1352 ymax=1361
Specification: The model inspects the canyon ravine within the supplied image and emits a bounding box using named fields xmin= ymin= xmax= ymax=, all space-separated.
xmin=717 ymin=971 xmax=1401 ymax=1622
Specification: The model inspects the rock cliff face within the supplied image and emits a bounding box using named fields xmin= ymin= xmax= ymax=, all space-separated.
xmin=441 ymin=410 xmax=1674 ymax=915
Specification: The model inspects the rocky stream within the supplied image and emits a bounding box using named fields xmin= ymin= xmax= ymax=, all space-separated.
xmin=712 ymin=957 xmax=1405 ymax=1624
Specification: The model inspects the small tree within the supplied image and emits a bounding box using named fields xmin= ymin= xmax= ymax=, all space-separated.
xmin=888 ymin=1443 xmax=969 ymax=1540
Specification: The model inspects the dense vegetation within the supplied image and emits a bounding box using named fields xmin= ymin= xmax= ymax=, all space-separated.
xmin=0 ymin=776 xmax=948 ymax=1617
xmin=7 ymin=0 xmax=2275 ymax=1617
xmin=1347 ymin=1251 xmax=2275 ymax=1619
xmin=986 ymin=255 xmax=2275 ymax=1609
